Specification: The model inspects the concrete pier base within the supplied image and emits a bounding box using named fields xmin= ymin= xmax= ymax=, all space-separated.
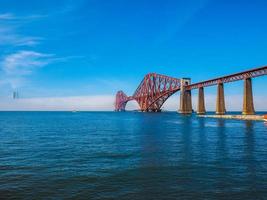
xmin=216 ymin=83 xmax=226 ymax=115
xmin=179 ymin=78 xmax=192 ymax=114
xmin=180 ymin=90 xmax=192 ymax=114
xmin=242 ymin=78 xmax=255 ymax=115
xmin=198 ymin=114 xmax=264 ymax=121
xmin=197 ymin=87 xmax=206 ymax=114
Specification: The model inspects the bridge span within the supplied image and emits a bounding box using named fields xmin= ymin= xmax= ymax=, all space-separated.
xmin=115 ymin=66 xmax=267 ymax=115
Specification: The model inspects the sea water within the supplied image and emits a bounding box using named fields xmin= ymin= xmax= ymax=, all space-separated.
xmin=0 ymin=112 xmax=266 ymax=199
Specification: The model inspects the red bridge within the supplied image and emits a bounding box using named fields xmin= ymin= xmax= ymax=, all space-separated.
xmin=115 ymin=66 xmax=267 ymax=115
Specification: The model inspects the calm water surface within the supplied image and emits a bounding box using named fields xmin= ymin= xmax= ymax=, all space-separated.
xmin=0 ymin=112 xmax=266 ymax=200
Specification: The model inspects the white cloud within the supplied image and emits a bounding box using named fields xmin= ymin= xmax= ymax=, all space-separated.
xmin=0 ymin=33 xmax=41 ymax=46
xmin=0 ymin=12 xmax=43 ymax=47
xmin=0 ymin=93 xmax=265 ymax=111
xmin=0 ymin=12 xmax=48 ymax=21
xmin=2 ymin=51 xmax=52 ymax=75
xmin=0 ymin=26 xmax=41 ymax=47
xmin=0 ymin=95 xmax=117 ymax=111
xmin=1 ymin=50 xmax=53 ymax=88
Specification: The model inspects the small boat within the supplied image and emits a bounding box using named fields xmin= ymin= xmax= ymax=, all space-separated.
xmin=263 ymin=115 xmax=267 ymax=122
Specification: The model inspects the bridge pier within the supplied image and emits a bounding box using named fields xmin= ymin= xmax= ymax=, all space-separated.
xmin=179 ymin=78 xmax=192 ymax=114
xmin=197 ymin=87 xmax=206 ymax=114
xmin=242 ymin=78 xmax=255 ymax=115
xmin=147 ymin=108 xmax=161 ymax=112
xmin=216 ymin=83 xmax=226 ymax=115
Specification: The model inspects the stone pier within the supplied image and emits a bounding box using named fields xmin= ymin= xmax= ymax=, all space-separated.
xmin=216 ymin=82 xmax=226 ymax=115
xmin=197 ymin=87 xmax=206 ymax=114
xmin=179 ymin=78 xmax=192 ymax=114
xmin=242 ymin=78 xmax=255 ymax=115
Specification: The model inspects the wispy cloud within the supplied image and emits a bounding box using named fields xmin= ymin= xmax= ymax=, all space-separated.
xmin=2 ymin=50 xmax=52 ymax=75
xmin=1 ymin=50 xmax=53 ymax=88
xmin=0 ymin=12 xmax=45 ymax=47
xmin=0 ymin=13 xmax=15 ymax=20
xmin=0 ymin=12 xmax=63 ymax=89
xmin=0 ymin=12 xmax=48 ymax=21
xmin=0 ymin=31 xmax=41 ymax=46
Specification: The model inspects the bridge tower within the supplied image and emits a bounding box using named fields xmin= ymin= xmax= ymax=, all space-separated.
xmin=179 ymin=78 xmax=192 ymax=114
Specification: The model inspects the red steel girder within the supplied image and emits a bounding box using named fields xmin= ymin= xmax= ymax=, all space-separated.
xmin=132 ymin=73 xmax=181 ymax=111
xmin=115 ymin=65 xmax=267 ymax=112
xmin=187 ymin=65 xmax=267 ymax=90
xmin=115 ymin=91 xmax=130 ymax=111
xmin=115 ymin=73 xmax=181 ymax=112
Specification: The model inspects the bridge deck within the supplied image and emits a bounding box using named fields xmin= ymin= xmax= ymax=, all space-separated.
xmin=187 ymin=66 xmax=267 ymax=90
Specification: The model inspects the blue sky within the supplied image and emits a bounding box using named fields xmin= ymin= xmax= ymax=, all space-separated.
xmin=0 ymin=0 xmax=266 ymax=111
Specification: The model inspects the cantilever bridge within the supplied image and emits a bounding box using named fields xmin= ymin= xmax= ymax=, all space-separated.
xmin=115 ymin=66 xmax=267 ymax=115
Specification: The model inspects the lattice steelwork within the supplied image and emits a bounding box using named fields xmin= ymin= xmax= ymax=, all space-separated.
xmin=114 ymin=91 xmax=130 ymax=111
xmin=133 ymin=73 xmax=181 ymax=111
xmin=115 ymin=65 xmax=267 ymax=112
xmin=115 ymin=73 xmax=181 ymax=112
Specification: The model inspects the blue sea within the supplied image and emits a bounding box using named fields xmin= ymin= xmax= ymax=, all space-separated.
xmin=0 ymin=111 xmax=266 ymax=200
